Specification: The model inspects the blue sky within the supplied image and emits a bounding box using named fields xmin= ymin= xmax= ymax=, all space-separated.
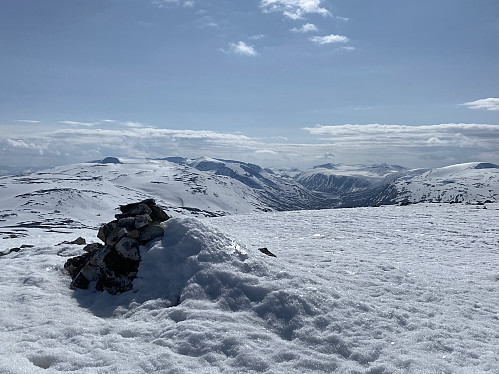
xmin=1 ymin=0 xmax=498 ymax=171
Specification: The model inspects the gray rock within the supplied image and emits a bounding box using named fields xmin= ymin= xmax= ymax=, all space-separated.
xmin=120 ymin=202 xmax=152 ymax=216
xmin=65 ymin=199 xmax=171 ymax=294
xmin=97 ymin=221 xmax=117 ymax=243
xmin=105 ymin=227 xmax=128 ymax=246
xmin=70 ymin=272 xmax=90 ymax=289
xmin=79 ymin=263 xmax=101 ymax=283
xmin=115 ymin=237 xmax=140 ymax=261
xmin=150 ymin=205 xmax=170 ymax=223
xmin=64 ymin=253 xmax=92 ymax=277
xmin=135 ymin=214 xmax=152 ymax=229
xmin=89 ymin=246 xmax=111 ymax=267
xmin=83 ymin=242 xmax=104 ymax=253
xmin=127 ymin=230 xmax=140 ymax=239
xmin=117 ymin=217 xmax=136 ymax=228
xmin=139 ymin=224 xmax=165 ymax=244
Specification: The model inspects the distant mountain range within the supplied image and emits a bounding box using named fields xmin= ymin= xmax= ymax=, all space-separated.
xmin=0 ymin=157 xmax=497 ymax=233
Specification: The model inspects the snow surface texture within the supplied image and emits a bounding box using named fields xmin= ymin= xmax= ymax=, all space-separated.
xmin=1 ymin=204 xmax=498 ymax=373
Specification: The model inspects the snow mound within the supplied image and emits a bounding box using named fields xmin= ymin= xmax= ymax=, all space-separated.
xmin=134 ymin=218 xmax=269 ymax=309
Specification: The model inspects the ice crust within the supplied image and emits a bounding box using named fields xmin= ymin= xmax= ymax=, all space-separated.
xmin=0 ymin=204 xmax=498 ymax=373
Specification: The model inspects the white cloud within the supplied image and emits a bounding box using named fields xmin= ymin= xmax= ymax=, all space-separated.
xmin=291 ymin=23 xmax=318 ymax=33
xmin=7 ymin=139 xmax=31 ymax=149
xmin=59 ymin=120 xmax=96 ymax=127
xmin=249 ymin=34 xmax=265 ymax=40
xmin=255 ymin=149 xmax=278 ymax=155
xmin=302 ymin=123 xmax=499 ymax=166
xmin=153 ymin=0 xmax=195 ymax=8
xmin=260 ymin=0 xmax=330 ymax=19
xmin=462 ymin=98 xmax=499 ymax=112
xmin=123 ymin=121 xmax=147 ymax=128
xmin=153 ymin=0 xmax=179 ymax=8
xmin=201 ymin=21 xmax=218 ymax=28
xmin=350 ymin=105 xmax=372 ymax=111
xmin=309 ymin=34 xmax=349 ymax=44
xmin=304 ymin=123 xmax=499 ymax=139
xmin=17 ymin=120 xmax=41 ymax=123
xmin=226 ymin=41 xmax=257 ymax=56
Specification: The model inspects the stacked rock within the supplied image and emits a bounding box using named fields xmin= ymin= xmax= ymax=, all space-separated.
xmin=64 ymin=199 xmax=170 ymax=294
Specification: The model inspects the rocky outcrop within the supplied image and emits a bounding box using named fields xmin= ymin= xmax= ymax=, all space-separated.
xmin=64 ymin=199 xmax=170 ymax=294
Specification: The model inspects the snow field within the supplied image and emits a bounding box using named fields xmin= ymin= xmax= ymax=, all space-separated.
xmin=0 ymin=203 xmax=498 ymax=373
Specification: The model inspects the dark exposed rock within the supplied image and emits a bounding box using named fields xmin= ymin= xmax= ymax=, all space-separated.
xmin=64 ymin=199 xmax=170 ymax=294
xmin=97 ymin=221 xmax=117 ymax=243
xmin=0 ymin=247 xmax=21 ymax=257
xmin=72 ymin=272 xmax=91 ymax=289
xmin=120 ymin=200 xmax=154 ymax=214
xmin=64 ymin=253 xmax=93 ymax=277
xmin=139 ymin=224 xmax=165 ymax=244
xmin=150 ymin=205 xmax=170 ymax=222
xmin=115 ymin=237 xmax=140 ymax=260
xmin=127 ymin=230 xmax=140 ymax=240
xmin=258 ymin=247 xmax=277 ymax=257
xmin=105 ymin=227 xmax=128 ymax=246
xmin=117 ymin=217 xmax=136 ymax=228
xmin=134 ymin=214 xmax=152 ymax=229
xmin=83 ymin=242 xmax=104 ymax=253
xmin=0 ymin=244 xmax=35 ymax=257
xmin=98 ymin=157 xmax=122 ymax=164
xmin=103 ymin=249 xmax=139 ymax=276
xmin=57 ymin=236 xmax=86 ymax=246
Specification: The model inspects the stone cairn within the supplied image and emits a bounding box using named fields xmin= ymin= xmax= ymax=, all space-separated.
xmin=64 ymin=199 xmax=170 ymax=294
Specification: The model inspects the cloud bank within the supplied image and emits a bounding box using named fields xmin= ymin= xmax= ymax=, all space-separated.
xmin=303 ymin=123 xmax=499 ymax=167
xmin=1 ymin=121 xmax=498 ymax=172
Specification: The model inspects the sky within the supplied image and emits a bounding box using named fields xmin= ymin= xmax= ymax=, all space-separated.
xmin=1 ymin=0 xmax=498 ymax=172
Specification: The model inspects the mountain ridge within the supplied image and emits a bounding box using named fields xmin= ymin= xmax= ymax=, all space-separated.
xmin=1 ymin=157 xmax=497 ymax=237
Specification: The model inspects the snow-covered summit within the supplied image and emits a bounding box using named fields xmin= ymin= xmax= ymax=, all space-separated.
xmin=392 ymin=161 xmax=499 ymax=204
xmin=295 ymin=163 xmax=406 ymax=195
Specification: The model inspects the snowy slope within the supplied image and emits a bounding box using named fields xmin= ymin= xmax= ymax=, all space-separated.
xmin=294 ymin=163 xmax=405 ymax=195
xmin=0 ymin=157 xmax=327 ymax=238
xmin=392 ymin=162 xmax=499 ymax=204
xmin=1 ymin=158 xmax=498 ymax=242
xmin=296 ymin=162 xmax=499 ymax=207
xmin=0 ymin=204 xmax=498 ymax=373
xmin=167 ymin=156 xmax=326 ymax=210
xmin=0 ymin=159 xmax=279 ymax=239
